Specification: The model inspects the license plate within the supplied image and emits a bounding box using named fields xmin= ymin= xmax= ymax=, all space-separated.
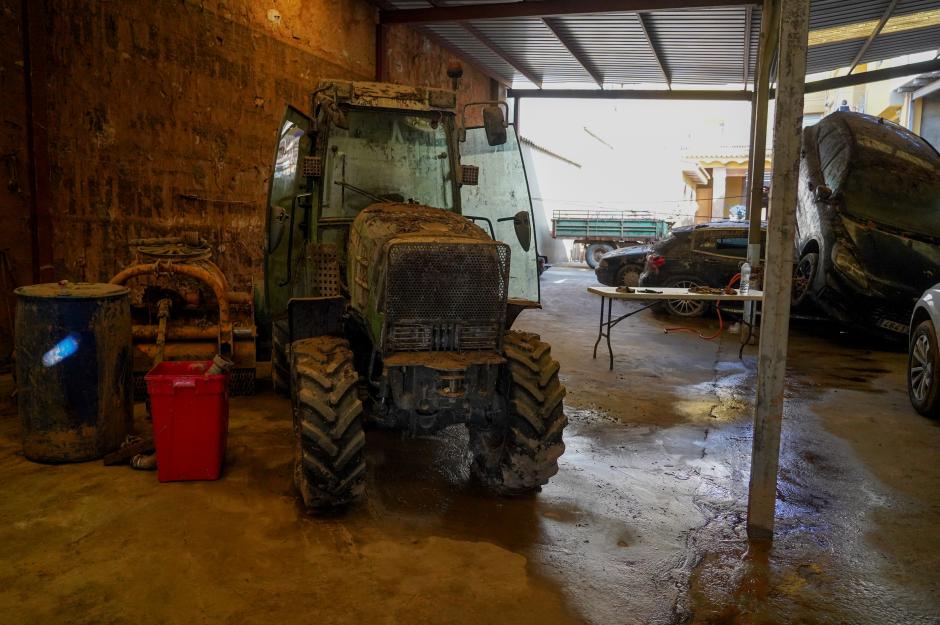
xmin=877 ymin=318 xmax=909 ymax=334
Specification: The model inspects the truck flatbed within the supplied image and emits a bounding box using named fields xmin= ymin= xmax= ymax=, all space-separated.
xmin=551 ymin=210 xmax=671 ymax=268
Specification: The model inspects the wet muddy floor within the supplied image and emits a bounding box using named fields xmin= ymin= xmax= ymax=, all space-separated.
xmin=1 ymin=264 xmax=939 ymax=624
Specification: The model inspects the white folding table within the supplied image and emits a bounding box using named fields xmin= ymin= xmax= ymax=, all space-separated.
xmin=587 ymin=286 xmax=765 ymax=370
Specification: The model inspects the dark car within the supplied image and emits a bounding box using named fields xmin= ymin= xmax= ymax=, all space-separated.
xmin=639 ymin=221 xmax=766 ymax=317
xmin=594 ymin=244 xmax=650 ymax=286
xmin=793 ymin=112 xmax=940 ymax=339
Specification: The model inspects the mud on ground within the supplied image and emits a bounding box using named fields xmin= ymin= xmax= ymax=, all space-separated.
xmin=1 ymin=264 xmax=938 ymax=624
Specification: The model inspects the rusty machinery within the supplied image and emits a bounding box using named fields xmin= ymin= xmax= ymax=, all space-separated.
xmin=109 ymin=234 xmax=256 ymax=395
xmin=262 ymin=80 xmax=568 ymax=510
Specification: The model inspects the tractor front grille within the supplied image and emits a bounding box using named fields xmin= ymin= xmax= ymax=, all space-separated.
xmin=384 ymin=241 xmax=510 ymax=352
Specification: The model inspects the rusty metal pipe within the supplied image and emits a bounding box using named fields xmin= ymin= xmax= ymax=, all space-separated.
xmin=133 ymin=326 xmax=216 ymax=340
xmin=226 ymin=291 xmax=252 ymax=305
xmin=109 ymin=262 xmax=230 ymax=329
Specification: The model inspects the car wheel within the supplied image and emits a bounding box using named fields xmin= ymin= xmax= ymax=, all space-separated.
xmin=663 ymin=276 xmax=707 ymax=318
xmin=792 ymin=251 xmax=818 ymax=308
xmin=909 ymin=320 xmax=940 ymax=418
xmin=616 ymin=264 xmax=642 ymax=288
xmin=585 ymin=243 xmax=613 ymax=269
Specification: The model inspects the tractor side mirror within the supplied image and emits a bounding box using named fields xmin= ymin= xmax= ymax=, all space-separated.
xmin=506 ymin=210 xmax=531 ymax=251
xmin=497 ymin=211 xmax=531 ymax=250
xmin=515 ymin=210 xmax=532 ymax=251
xmin=460 ymin=101 xmax=509 ymax=146
xmin=482 ymin=105 xmax=507 ymax=146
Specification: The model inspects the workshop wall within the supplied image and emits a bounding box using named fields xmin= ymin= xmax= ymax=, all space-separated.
xmin=14 ymin=0 xmax=494 ymax=295
xmin=0 ymin=0 xmax=32 ymax=355
xmin=1 ymin=0 xmax=497 ymax=357
xmin=381 ymin=24 xmax=497 ymax=126
xmin=42 ymin=0 xmax=374 ymax=294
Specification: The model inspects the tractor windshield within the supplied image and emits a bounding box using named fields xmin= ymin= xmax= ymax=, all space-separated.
xmin=460 ymin=124 xmax=540 ymax=304
xmin=322 ymin=109 xmax=455 ymax=218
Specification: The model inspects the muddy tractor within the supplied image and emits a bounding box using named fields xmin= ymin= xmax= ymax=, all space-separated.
xmin=261 ymin=79 xmax=567 ymax=509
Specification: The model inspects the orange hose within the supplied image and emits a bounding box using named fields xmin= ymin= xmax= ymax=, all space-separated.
xmin=664 ymin=273 xmax=742 ymax=341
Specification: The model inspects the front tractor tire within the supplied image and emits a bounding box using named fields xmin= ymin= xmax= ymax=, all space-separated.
xmin=470 ymin=331 xmax=567 ymax=494
xmin=291 ymin=336 xmax=366 ymax=510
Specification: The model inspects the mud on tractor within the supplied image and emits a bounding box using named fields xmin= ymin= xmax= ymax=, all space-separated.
xmin=261 ymin=79 xmax=567 ymax=509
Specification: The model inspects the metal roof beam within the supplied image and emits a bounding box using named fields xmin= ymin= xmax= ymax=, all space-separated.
xmin=381 ymin=0 xmax=758 ymax=24
xmin=462 ymin=23 xmax=543 ymax=87
xmin=411 ymin=0 xmax=514 ymax=86
xmin=803 ymin=57 xmax=940 ymax=94
xmin=636 ymin=13 xmax=671 ymax=87
xmin=508 ymin=59 xmax=940 ymax=99
xmin=508 ymin=88 xmax=752 ymax=100
xmin=742 ymin=6 xmax=752 ymax=86
xmin=847 ymin=0 xmax=899 ymax=76
xmin=418 ymin=27 xmax=514 ymax=86
xmin=542 ymin=18 xmax=605 ymax=88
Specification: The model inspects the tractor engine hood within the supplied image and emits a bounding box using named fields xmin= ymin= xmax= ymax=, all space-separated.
xmin=348 ymin=204 xmax=511 ymax=353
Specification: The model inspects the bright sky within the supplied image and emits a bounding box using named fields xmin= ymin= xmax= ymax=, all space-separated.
xmin=518 ymin=97 xmax=755 ymax=222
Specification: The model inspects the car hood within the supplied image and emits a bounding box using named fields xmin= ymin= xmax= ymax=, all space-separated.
xmin=601 ymin=245 xmax=650 ymax=261
xmin=842 ymin=215 xmax=940 ymax=296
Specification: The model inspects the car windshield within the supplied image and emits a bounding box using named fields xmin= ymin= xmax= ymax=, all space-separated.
xmin=322 ymin=109 xmax=455 ymax=218
xmin=840 ymin=125 xmax=940 ymax=238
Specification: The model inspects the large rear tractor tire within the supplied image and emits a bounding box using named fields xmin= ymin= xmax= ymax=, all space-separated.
xmin=291 ymin=336 xmax=366 ymax=510
xmin=470 ymin=331 xmax=567 ymax=494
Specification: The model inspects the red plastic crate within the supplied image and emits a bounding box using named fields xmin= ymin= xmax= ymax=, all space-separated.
xmin=145 ymin=361 xmax=229 ymax=482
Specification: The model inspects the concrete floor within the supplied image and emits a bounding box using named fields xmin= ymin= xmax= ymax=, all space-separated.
xmin=2 ymin=264 xmax=940 ymax=625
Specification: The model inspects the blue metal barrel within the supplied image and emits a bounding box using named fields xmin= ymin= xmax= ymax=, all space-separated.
xmin=15 ymin=282 xmax=133 ymax=463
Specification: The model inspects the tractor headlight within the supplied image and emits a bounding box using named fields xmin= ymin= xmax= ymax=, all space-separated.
xmin=831 ymin=243 xmax=869 ymax=290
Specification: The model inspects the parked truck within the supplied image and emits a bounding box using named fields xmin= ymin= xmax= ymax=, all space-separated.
xmin=550 ymin=210 xmax=671 ymax=268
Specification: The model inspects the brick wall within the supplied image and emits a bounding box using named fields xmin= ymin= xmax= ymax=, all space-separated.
xmin=44 ymin=0 xmax=376 ymax=292
xmin=381 ymin=23 xmax=499 ymax=126
xmin=0 ymin=0 xmax=497 ymax=354
xmin=0 ymin=0 xmax=32 ymax=354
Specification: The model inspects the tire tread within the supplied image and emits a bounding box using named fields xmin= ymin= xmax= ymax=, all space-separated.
xmin=470 ymin=331 xmax=567 ymax=494
xmin=292 ymin=336 xmax=366 ymax=509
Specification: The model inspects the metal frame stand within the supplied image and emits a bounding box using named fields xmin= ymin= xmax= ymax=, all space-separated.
xmin=592 ymin=296 xmax=659 ymax=370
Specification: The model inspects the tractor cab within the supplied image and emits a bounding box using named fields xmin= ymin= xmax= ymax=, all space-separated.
xmin=260 ymin=80 xmax=540 ymax=341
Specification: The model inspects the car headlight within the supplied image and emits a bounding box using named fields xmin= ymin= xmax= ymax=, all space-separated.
xmin=831 ymin=243 xmax=869 ymax=290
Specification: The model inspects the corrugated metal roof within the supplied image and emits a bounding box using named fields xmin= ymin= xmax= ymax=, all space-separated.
xmin=864 ymin=24 xmax=940 ymax=61
xmin=380 ymin=0 xmax=940 ymax=88
xmin=807 ymin=39 xmax=868 ymax=75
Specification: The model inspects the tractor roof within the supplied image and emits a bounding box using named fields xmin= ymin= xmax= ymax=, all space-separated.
xmin=315 ymin=80 xmax=457 ymax=113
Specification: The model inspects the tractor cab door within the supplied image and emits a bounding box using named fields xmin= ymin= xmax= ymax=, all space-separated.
xmin=262 ymin=106 xmax=314 ymax=329
xmin=460 ymin=124 xmax=540 ymax=304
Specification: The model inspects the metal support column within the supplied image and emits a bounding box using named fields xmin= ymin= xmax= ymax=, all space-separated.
xmin=745 ymin=0 xmax=779 ymax=269
xmin=746 ymin=0 xmax=809 ymax=541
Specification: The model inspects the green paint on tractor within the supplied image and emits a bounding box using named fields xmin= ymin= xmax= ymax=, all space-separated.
xmin=260 ymin=78 xmax=567 ymax=510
